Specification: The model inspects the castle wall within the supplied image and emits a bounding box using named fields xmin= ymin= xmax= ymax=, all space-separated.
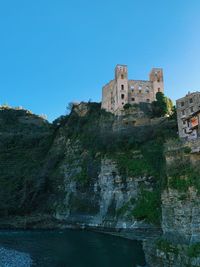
xmin=101 ymin=80 xmax=115 ymax=112
xmin=128 ymin=80 xmax=154 ymax=104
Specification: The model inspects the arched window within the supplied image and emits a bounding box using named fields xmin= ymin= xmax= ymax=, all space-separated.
xmin=121 ymin=84 xmax=124 ymax=90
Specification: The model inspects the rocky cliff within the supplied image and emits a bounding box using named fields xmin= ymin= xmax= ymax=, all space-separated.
xmin=43 ymin=102 xmax=170 ymax=234
xmin=3 ymin=103 xmax=200 ymax=266
xmin=0 ymin=103 xmax=172 ymax=226
xmin=143 ymin=139 xmax=200 ymax=266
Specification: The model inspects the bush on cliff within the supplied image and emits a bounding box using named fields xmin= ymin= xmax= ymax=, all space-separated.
xmin=187 ymin=243 xmax=200 ymax=257
xmin=132 ymin=189 xmax=161 ymax=225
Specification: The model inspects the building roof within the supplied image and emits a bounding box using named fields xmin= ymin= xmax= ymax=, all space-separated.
xmin=176 ymin=91 xmax=200 ymax=102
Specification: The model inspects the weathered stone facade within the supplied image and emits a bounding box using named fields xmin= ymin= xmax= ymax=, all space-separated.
xmin=101 ymin=64 xmax=164 ymax=114
xmin=176 ymin=92 xmax=200 ymax=140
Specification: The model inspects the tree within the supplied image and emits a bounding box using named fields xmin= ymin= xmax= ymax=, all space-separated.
xmin=66 ymin=102 xmax=74 ymax=114
xmin=152 ymin=92 xmax=172 ymax=117
xmin=166 ymin=98 xmax=174 ymax=115
xmin=169 ymin=106 xmax=177 ymax=120
xmin=123 ymin=103 xmax=132 ymax=110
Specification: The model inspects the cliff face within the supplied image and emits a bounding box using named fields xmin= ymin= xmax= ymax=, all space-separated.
xmin=143 ymin=139 xmax=200 ymax=267
xmin=162 ymin=139 xmax=200 ymax=244
xmin=0 ymin=103 xmax=173 ymax=234
xmin=162 ymin=188 xmax=200 ymax=244
xmin=47 ymin=103 xmax=166 ymax=233
xmin=5 ymin=104 xmax=200 ymax=266
xmin=55 ymin=154 xmax=156 ymax=231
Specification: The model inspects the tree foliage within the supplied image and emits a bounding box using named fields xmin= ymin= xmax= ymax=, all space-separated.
xmin=152 ymin=92 xmax=173 ymax=117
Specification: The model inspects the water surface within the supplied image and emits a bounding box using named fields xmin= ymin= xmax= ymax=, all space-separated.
xmin=0 ymin=230 xmax=146 ymax=267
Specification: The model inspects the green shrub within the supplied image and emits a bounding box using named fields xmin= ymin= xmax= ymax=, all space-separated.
xmin=184 ymin=146 xmax=192 ymax=154
xmin=167 ymin=160 xmax=200 ymax=193
xmin=123 ymin=103 xmax=132 ymax=110
xmin=132 ymin=189 xmax=161 ymax=225
xmin=156 ymin=239 xmax=179 ymax=255
xmin=169 ymin=176 xmax=189 ymax=192
xmin=73 ymin=169 xmax=89 ymax=186
xmin=187 ymin=243 xmax=200 ymax=257
xmin=115 ymin=152 xmax=154 ymax=177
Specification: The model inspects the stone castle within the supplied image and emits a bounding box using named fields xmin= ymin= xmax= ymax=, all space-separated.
xmin=101 ymin=64 xmax=164 ymax=114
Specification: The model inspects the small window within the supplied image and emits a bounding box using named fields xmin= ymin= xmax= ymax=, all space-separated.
xmin=181 ymin=102 xmax=184 ymax=107
xmin=131 ymin=98 xmax=135 ymax=101
xmin=139 ymin=90 xmax=142 ymax=94
xmin=190 ymin=98 xmax=193 ymax=104
xmin=146 ymin=99 xmax=150 ymax=103
xmin=183 ymin=121 xmax=186 ymax=125
xmin=121 ymin=74 xmax=124 ymax=79
xmin=146 ymin=89 xmax=149 ymax=93
xmin=191 ymin=107 xmax=194 ymax=113
xmin=121 ymin=94 xmax=125 ymax=99
xmin=122 ymin=102 xmax=124 ymax=105
xmin=121 ymin=85 xmax=124 ymax=90
xmin=182 ymin=110 xmax=185 ymax=115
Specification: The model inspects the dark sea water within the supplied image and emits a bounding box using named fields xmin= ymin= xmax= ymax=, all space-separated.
xmin=0 ymin=230 xmax=146 ymax=267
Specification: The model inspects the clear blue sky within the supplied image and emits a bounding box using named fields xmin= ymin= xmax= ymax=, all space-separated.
xmin=0 ymin=0 xmax=200 ymax=121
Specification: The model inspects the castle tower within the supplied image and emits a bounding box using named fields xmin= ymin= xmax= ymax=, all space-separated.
xmin=149 ymin=68 xmax=164 ymax=99
xmin=115 ymin=65 xmax=129 ymax=110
